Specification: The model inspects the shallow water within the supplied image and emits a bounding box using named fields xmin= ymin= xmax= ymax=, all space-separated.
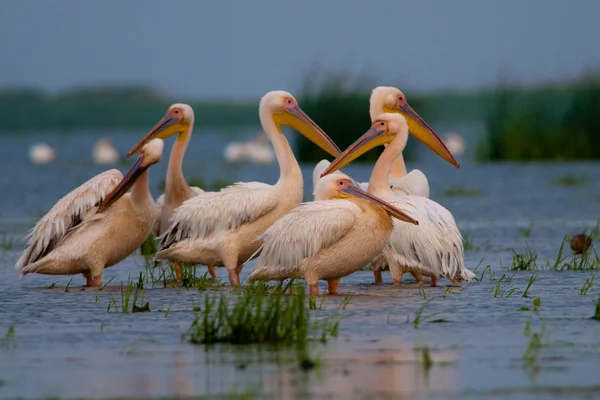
xmin=1 ymin=125 xmax=600 ymax=399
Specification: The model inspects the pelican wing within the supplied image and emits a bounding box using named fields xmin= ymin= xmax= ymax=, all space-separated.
xmin=153 ymin=186 xmax=204 ymax=236
xmin=390 ymin=169 xmax=430 ymax=198
xmin=386 ymin=195 xmax=465 ymax=278
xmin=158 ymin=182 xmax=279 ymax=249
xmin=16 ymin=169 xmax=123 ymax=268
xmin=253 ymin=200 xmax=357 ymax=272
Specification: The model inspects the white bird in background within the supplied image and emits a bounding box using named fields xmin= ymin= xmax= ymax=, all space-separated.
xmin=16 ymin=139 xmax=164 ymax=286
xmin=224 ymin=131 xmax=275 ymax=165
xmin=444 ymin=132 xmax=465 ymax=156
xmin=154 ymin=91 xmax=341 ymax=286
xmin=92 ymin=138 xmax=120 ymax=165
xmin=323 ymin=113 xmax=474 ymax=287
xmin=247 ymin=172 xmax=418 ymax=295
xmin=127 ymin=104 xmax=204 ymax=279
xmin=29 ymin=143 xmax=56 ymax=165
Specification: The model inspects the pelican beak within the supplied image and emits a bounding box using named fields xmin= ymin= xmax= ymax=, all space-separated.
xmin=321 ymin=127 xmax=390 ymax=176
xmin=97 ymin=155 xmax=148 ymax=212
xmin=274 ymin=105 xmax=341 ymax=157
xmin=390 ymin=102 xmax=459 ymax=168
xmin=342 ymin=184 xmax=418 ymax=225
xmin=127 ymin=115 xmax=187 ymax=157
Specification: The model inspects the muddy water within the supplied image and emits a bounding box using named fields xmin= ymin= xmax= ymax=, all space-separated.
xmin=1 ymin=126 xmax=600 ymax=399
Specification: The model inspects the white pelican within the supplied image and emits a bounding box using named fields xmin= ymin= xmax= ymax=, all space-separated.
xmin=247 ymin=173 xmax=418 ymax=294
xmin=16 ymin=139 xmax=164 ymax=286
xmin=29 ymin=143 xmax=56 ymax=164
xmin=314 ymin=86 xmax=460 ymax=284
xmin=323 ymin=114 xmax=474 ymax=287
xmin=127 ymin=104 xmax=205 ymax=278
xmin=224 ymin=131 xmax=275 ymax=164
xmin=154 ymin=91 xmax=341 ymax=286
xmin=93 ymin=138 xmax=120 ymax=165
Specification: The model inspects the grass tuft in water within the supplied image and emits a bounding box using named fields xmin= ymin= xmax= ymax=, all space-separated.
xmin=579 ymin=272 xmax=595 ymax=295
xmin=107 ymin=275 xmax=151 ymax=313
xmin=522 ymin=275 xmax=537 ymax=298
xmin=518 ymin=222 xmax=535 ymax=238
xmin=1 ymin=323 xmax=16 ymax=350
xmin=0 ymin=232 xmax=14 ymax=251
xmin=182 ymin=283 xmax=339 ymax=346
xmin=520 ymin=297 xmax=541 ymax=312
xmin=139 ymin=233 xmax=158 ymax=258
xmin=593 ymin=295 xmax=600 ymax=320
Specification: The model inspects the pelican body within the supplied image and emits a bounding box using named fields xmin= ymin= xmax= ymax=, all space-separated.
xmin=247 ymin=174 xmax=418 ymax=294
xmin=128 ymin=104 xmax=205 ymax=278
xmin=152 ymin=91 xmax=341 ymax=286
xmin=323 ymin=114 xmax=474 ymax=286
xmin=16 ymin=139 xmax=164 ymax=286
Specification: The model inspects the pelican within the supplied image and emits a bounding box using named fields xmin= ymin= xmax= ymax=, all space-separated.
xmin=16 ymin=139 xmax=164 ymax=286
xmin=247 ymin=172 xmax=418 ymax=294
xmin=224 ymin=131 xmax=275 ymax=165
xmin=29 ymin=143 xmax=56 ymax=164
xmin=127 ymin=104 xmax=205 ymax=278
xmin=154 ymin=91 xmax=341 ymax=286
xmin=323 ymin=113 xmax=474 ymax=287
xmin=444 ymin=132 xmax=465 ymax=156
xmin=93 ymin=138 xmax=120 ymax=165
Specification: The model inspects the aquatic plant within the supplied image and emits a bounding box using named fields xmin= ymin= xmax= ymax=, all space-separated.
xmin=477 ymin=77 xmax=600 ymax=161
xmin=297 ymin=66 xmax=422 ymax=163
xmin=522 ymin=275 xmax=537 ymax=298
xmin=182 ymin=283 xmax=339 ymax=346
xmin=518 ymin=222 xmax=534 ymax=238
xmin=1 ymin=323 xmax=16 ymax=351
xmin=339 ymin=292 xmax=354 ymax=310
xmin=552 ymin=174 xmax=590 ymax=187
xmin=0 ymin=232 xmax=13 ymax=251
xmin=107 ymin=275 xmax=151 ymax=313
xmin=579 ymin=272 xmax=595 ymax=295
xmin=139 ymin=233 xmax=158 ymax=258
xmin=593 ymin=295 xmax=600 ymax=320
xmin=508 ymin=245 xmax=539 ymax=271
xmin=520 ymin=297 xmax=541 ymax=312
xmin=489 ymin=274 xmax=518 ymax=298
xmin=421 ymin=346 xmax=433 ymax=371
xmin=442 ymin=186 xmax=483 ymax=198
xmin=412 ymin=299 xmax=447 ymax=329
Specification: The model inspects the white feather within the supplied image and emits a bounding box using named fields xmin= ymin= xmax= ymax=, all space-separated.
xmin=383 ymin=195 xmax=472 ymax=282
xmin=390 ymin=169 xmax=429 ymax=198
xmin=16 ymin=169 xmax=122 ymax=270
xmin=152 ymin=186 xmax=203 ymax=236
xmin=158 ymin=182 xmax=278 ymax=249
xmin=247 ymin=200 xmax=357 ymax=280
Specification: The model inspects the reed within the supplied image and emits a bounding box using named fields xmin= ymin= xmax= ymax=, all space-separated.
xmin=478 ymin=76 xmax=600 ymax=161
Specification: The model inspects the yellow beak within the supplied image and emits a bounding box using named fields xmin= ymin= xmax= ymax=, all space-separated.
xmin=321 ymin=126 xmax=390 ymax=176
xmin=387 ymin=102 xmax=459 ymax=168
xmin=273 ymin=105 xmax=341 ymax=157
xmin=127 ymin=115 xmax=188 ymax=157
xmin=342 ymin=184 xmax=418 ymax=225
xmin=97 ymin=155 xmax=148 ymax=212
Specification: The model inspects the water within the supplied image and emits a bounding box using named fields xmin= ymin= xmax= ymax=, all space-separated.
xmin=1 ymin=125 xmax=600 ymax=399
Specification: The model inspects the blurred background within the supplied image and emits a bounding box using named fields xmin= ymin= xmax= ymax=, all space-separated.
xmin=0 ymin=0 xmax=599 ymax=220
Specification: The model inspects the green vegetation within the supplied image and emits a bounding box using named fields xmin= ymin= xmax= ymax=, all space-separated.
xmin=182 ymin=283 xmax=340 ymax=348
xmin=0 ymin=85 xmax=258 ymax=131
xmin=297 ymin=67 xmax=422 ymax=163
xmin=107 ymin=275 xmax=151 ymax=313
xmin=477 ymin=76 xmax=600 ymax=161
xmin=593 ymin=295 xmax=600 ymax=320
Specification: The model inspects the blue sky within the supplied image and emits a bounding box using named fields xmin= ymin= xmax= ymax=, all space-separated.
xmin=1 ymin=0 xmax=598 ymax=99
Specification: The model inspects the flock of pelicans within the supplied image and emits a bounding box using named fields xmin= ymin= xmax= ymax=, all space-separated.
xmin=15 ymin=87 xmax=475 ymax=294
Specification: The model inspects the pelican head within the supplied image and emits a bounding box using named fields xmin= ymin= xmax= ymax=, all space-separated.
xmin=127 ymin=104 xmax=194 ymax=157
xmin=98 ymin=139 xmax=164 ymax=212
xmin=260 ymin=90 xmax=341 ymax=157
xmin=370 ymin=86 xmax=459 ymax=168
xmin=319 ymin=175 xmax=417 ymax=225
xmin=322 ymin=113 xmax=414 ymax=176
